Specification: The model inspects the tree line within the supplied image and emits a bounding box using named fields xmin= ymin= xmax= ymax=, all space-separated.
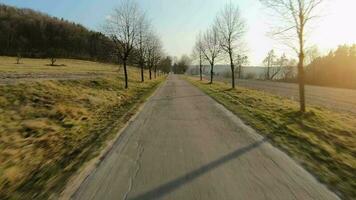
xmin=261 ymin=44 xmax=356 ymax=89
xmin=306 ymin=44 xmax=356 ymax=89
xmin=172 ymin=55 xmax=191 ymax=74
xmin=103 ymin=0 xmax=171 ymax=88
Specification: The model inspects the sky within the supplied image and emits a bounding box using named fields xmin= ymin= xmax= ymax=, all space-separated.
xmin=1 ymin=0 xmax=356 ymax=65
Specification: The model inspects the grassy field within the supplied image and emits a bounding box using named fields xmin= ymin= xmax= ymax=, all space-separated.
xmin=0 ymin=57 xmax=165 ymax=199
xmin=0 ymin=56 xmax=118 ymax=74
xmin=186 ymin=77 xmax=356 ymax=200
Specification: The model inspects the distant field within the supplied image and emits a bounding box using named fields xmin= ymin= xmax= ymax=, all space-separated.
xmin=212 ymin=76 xmax=356 ymax=115
xmin=0 ymin=57 xmax=165 ymax=199
xmin=186 ymin=76 xmax=356 ymax=199
xmin=0 ymin=56 xmax=120 ymax=84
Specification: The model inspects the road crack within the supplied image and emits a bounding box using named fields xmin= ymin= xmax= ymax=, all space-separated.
xmin=123 ymin=142 xmax=145 ymax=200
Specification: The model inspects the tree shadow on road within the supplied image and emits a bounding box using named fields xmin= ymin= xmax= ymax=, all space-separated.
xmin=129 ymin=138 xmax=268 ymax=200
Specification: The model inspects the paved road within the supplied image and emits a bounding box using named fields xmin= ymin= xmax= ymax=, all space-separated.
xmin=73 ymin=75 xmax=339 ymax=200
xmin=214 ymin=76 xmax=356 ymax=115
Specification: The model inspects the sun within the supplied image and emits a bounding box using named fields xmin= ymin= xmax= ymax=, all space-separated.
xmin=311 ymin=0 xmax=356 ymax=51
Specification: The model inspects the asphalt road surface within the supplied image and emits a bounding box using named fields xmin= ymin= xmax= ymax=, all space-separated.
xmin=214 ymin=76 xmax=356 ymax=115
xmin=73 ymin=75 xmax=339 ymax=200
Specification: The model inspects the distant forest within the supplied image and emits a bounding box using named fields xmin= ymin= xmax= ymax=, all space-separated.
xmin=306 ymin=44 xmax=356 ymax=89
xmin=0 ymin=4 xmax=115 ymax=62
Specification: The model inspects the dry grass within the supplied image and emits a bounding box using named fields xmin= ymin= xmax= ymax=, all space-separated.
xmin=0 ymin=57 xmax=165 ymax=199
xmin=186 ymin=77 xmax=356 ymax=200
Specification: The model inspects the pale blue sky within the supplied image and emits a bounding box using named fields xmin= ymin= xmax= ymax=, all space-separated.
xmin=2 ymin=0 xmax=356 ymax=65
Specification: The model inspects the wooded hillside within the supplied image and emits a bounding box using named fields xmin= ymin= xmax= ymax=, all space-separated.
xmin=0 ymin=4 xmax=114 ymax=61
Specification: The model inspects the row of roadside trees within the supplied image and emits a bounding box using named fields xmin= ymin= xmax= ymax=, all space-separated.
xmin=104 ymin=0 xmax=170 ymax=89
xmin=192 ymin=0 xmax=325 ymax=113
xmin=192 ymin=2 xmax=247 ymax=89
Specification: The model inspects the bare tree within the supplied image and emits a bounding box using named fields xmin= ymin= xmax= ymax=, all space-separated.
xmin=201 ymin=27 xmax=221 ymax=84
xmin=236 ymin=54 xmax=248 ymax=79
xmin=215 ymin=2 xmax=246 ymax=88
xmin=146 ymin=33 xmax=162 ymax=80
xmin=192 ymin=33 xmax=204 ymax=81
xmin=282 ymin=58 xmax=297 ymax=80
xmin=264 ymin=51 xmax=289 ymax=80
xmin=153 ymin=50 xmax=163 ymax=79
xmin=16 ymin=52 xmax=21 ymax=64
xmin=50 ymin=57 xmax=56 ymax=66
xmin=263 ymin=49 xmax=276 ymax=80
xmin=260 ymin=0 xmax=324 ymax=112
xmin=271 ymin=53 xmax=288 ymax=80
xmin=104 ymin=0 xmax=142 ymax=89
xmin=137 ymin=14 xmax=150 ymax=82
xmin=47 ymin=47 xmax=58 ymax=66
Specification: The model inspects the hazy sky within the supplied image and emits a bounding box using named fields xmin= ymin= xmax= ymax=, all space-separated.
xmin=2 ymin=0 xmax=356 ymax=65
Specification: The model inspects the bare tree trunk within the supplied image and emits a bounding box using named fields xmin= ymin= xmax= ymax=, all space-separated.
xmin=199 ymin=66 xmax=203 ymax=81
xmin=50 ymin=57 xmax=56 ymax=66
xmin=199 ymin=55 xmax=203 ymax=81
xmin=231 ymin=67 xmax=235 ymax=88
xmin=298 ymin=46 xmax=306 ymax=112
xmin=298 ymin=15 xmax=306 ymax=112
xmin=267 ymin=59 xmax=270 ymax=80
xmin=16 ymin=53 xmax=21 ymax=64
xmin=270 ymin=66 xmax=282 ymax=80
xmin=154 ymin=66 xmax=157 ymax=79
xmin=210 ymin=64 xmax=214 ymax=84
xmin=140 ymin=63 xmax=144 ymax=82
xmin=298 ymin=61 xmax=306 ymax=112
xmin=229 ymin=53 xmax=235 ymax=88
xmin=149 ymin=65 xmax=152 ymax=80
xmin=123 ymin=59 xmax=128 ymax=89
xmin=238 ymin=65 xmax=242 ymax=79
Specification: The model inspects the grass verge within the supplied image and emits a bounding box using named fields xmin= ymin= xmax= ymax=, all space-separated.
xmin=0 ymin=59 xmax=165 ymax=199
xmin=186 ymin=77 xmax=355 ymax=200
